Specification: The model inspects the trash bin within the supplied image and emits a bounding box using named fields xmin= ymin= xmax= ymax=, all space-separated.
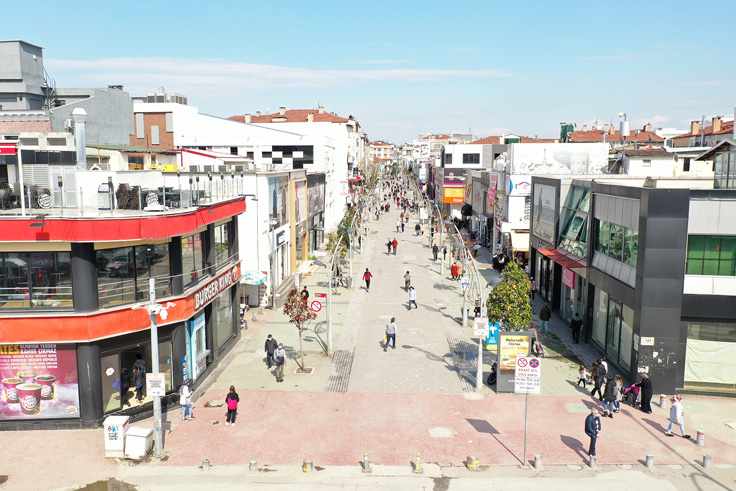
xmin=124 ymin=426 xmax=154 ymax=460
xmin=346 ymin=276 xmax=354 ymax=289
xmin=97 ymin=184 xmax=113 ymax=210
xmin=103 ymin=415 xmax=130 ymax=458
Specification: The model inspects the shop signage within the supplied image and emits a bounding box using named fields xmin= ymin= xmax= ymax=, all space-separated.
xmin=640 ymin=336 xmax=655 ymax=346
xmin=276 ymin=230 xmax=286 ymax=246
xmin=496 ymin=331 xmax=531 ymax=393
xmin=193 ymin=265 xmax=242 ymax=311
xmin=485 ymin=322 xmax=499 ymax=351
xmin=514 ymin=356 xmax=541 ymax=394
xmin=443 ymin=187 xmax=464 ymax=204
xmin=562 ymin=268 xmax=575 ymax=288
xmin=487 ymin=174 xmax=498 ymax=205
xmin=507 ymin=175 xmax=532 ymax=196
xmin=0 ymin=344 xmax=80 ymax=421
xmin=145 ymin=373 xmax=166 ymax=397
xmin=0 ymin=143 xmax=17 ymax=155
xmin=443 ymin=168 xmax=466 ymax=187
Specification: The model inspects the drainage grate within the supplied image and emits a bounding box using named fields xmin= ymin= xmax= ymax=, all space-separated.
xmin=324 ymin=349 xmax=354 ymax=392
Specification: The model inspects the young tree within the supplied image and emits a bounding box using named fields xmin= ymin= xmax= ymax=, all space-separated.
xmin=282 ymin=287 xmax=317 ymax=371
xmin=486 ymin=261 xmax=532 ymax=331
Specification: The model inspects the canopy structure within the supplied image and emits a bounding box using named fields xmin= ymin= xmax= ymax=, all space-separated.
xmin=240 ymin=270 xmax=268 ymax=285
xmin=537 ymin=242 xmax=586 ymax=269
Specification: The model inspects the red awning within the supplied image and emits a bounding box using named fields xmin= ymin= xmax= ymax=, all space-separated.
xmin=537 ymin=244 xmax=586 ymax=269
xmin=348 ymin=177 xmax=363 ymax=183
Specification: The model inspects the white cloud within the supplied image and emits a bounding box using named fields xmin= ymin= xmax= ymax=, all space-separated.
xmin=45 ymin=57 xmax=511 ymax=97
xmin=633 ymin=115 xmax=669 ymax=127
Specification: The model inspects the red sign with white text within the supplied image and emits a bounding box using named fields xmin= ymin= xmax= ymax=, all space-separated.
xmin=0 ymin=143 xmax=18 ymax=155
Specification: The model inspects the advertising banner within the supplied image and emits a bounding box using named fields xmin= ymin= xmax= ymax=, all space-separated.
xmin=507 ymin=175 xmax=532 ymax=196
xmin=1 ymin=344 xmax=80 ymax=420
xmin=496 ymin=331 xmax=531 ymax=393
xmin=443 ymin=187 xmax=464 ymax=204
xmin=294 ymin=181 xmax=306 ymax=225
xmin=485 ymin=322 xmax=499 ymax=351
xmin=443 ymin=169 xmax=466 ymax=187
xmin=532 ymin=183 xmax=556 ymax=243
xmin=418 ymin=165 xmax=427 ymax=183
xmin=487 ymin=173 xmax=498 ymax=205
xmin=562 ymin=268 xmax=575 ymax=288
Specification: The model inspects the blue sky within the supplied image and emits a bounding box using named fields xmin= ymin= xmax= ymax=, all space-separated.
xmin=7 ymin=1 xmax=736 ymax=144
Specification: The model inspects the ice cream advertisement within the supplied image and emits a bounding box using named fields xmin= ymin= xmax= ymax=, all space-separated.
xmin=1 ymin=344 xmax=80 ymax=420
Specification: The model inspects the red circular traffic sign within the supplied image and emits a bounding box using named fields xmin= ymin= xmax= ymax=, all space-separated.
xmin=310 ymin=301 xmax=322 ymax=312
xmin=517 ymin=358 xmax=528 ymax=367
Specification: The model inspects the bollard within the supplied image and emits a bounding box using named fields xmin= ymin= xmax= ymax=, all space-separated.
xmin=413 ymin=452 xmax=423 ymax=474
xmin=249 ymin=460 xmax=257 ymax=472
xmin=302 ymin=459 xmax=313 ymax=472
xmin=466 ymin=455 xmax=479 ymax=471
xmin=660 ymin=394 xmax=667 ymax=407
xmin=362 ymin=452 xmax=372 ymax=473
xmin=696 ymin=430 xmax=705 ymax=447
xmin=645 ymin=454 xmax=654 ymax=469
xmin=533 ymin=455 xmax=542 ymax=469
xmin=702 ymin=454 xmax=711 ymax=468
xmin=202 ymin=459 xmax=210 ymax=471
xmin=588 ymin=455 xmax=597 ymax=468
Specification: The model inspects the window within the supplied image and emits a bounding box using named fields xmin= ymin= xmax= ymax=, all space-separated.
xmin=686 ymin=235 xmax=736 ymax=276
xmin=230 ymin=147 xmax=238 ymax=155
xmin=462 ymin=153 xmax=480 ymax=164
xmin=97 ymin=247 xmax=137 ymax=307
xmin=215 ymin=290 xmax=234 ymax=350
xmin=135 ymin=244 xmax=171 ymax=300
xmin=182 ymin=232 xmax=205 ymax=287
xmin=445 ymin=154 xmax=452 ymax=165
xmin=128 ymin=155 xmax=144 ymax=170
xmin=642 ymin=159 xmax=651 ymax=167
xmin=214 ymin=222 xmax=230 ymax=269
xmin=0 ymin=252 xmax=73 ymax=310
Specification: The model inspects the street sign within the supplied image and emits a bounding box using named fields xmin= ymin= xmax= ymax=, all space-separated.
xmin=473 ymin=317 xmax=489 ymax=336
xmin=0 ymin=143 xmax=18 ymax=155
xmin=514 ymin=356 xmax=541 ymax=394
xmin=460 ymin=277 xmax=470 ymax=291
xmin=310 ymin=300 xmax=322 ymax=312
xmin=146 ymin=373 xmax=166 ymax=397
xmin=315 ymin=292 xmax=326 ymax=300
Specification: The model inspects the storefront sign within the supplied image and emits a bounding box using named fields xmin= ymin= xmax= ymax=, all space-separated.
xmin=443 ymin=168 xmax=466 ymax=187
xmin=640 ymin=336 xmax=655 ymax=346
xmin=487 ymin=174 xmax=498 ymax=205
xmin=194 ymin=265 xmax=242 ymax=311
xmin=0 ymin=344 xmax=80 ymax=420
xmin=507 ymin=175 xmax=532 ymax=196
xmin=443 ymin=187 xmax=464 ymax=204
xmin=0 ymin=143 xmax=17 ymax=155
xmin=418 ymin=165 xmax=427 ymax=182
xmin=562 ymin=268 xmax=575 ymax=288
xmin=496 ymin=331 xmax=531 ymax=393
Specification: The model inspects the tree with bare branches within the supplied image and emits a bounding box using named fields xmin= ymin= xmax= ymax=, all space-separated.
xmin=282 ymin=287 xmax=317 ymax=371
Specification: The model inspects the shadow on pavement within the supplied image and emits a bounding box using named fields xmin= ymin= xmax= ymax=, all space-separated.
xmin=466 ymin=418 xmax=521 ymax=464
xmin=560 ymin=435 xmax=587 ymax=460
xmin=567 ymin=379 xmax=592 ymax=394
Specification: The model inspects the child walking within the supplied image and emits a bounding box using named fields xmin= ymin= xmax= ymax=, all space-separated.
xmin=665 ymin=394 xmax=690 ymax=439
xmin=225 ymin=385 xmax=239 ymax=427
xmin=614 ymin=374 xmax=624 ymax=413
xmin=577 ymin=365 xmax=587 ymax=387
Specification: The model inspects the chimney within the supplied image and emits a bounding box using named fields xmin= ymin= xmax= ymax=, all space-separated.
xmin=690 ymin=120 xmax=700 ymax=136
xmin=582 ymin=124 xmax=588 ymax=131
xmin=245 ymin=114 xmax=251 ymax=123
xmin=256 ymin=111 xmax=261 ymax=117
xmin=609 ymin=124 xmax=615 ymax=135
xmin=643 ymin=123 xmax=652 ymax=133
xmin=279 ymin=106 xmax=286 ymax=116
xmin=712 ymin=116 xmax=722 ymax=134
xmin=318 ymin=106 xmax=324 ymax=114
xmin=71 ymin=107 xmax=87 ymax=169
xmin=307 ymin=113 xmax=314 ymax=122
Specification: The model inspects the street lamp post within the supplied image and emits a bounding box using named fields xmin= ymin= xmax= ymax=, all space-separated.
xmin=314 ymin=234 xmax=347 ymax=356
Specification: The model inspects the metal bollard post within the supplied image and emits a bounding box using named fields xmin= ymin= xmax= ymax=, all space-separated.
xmin=645 ymin=454 xmax=654 ymax=469
xmin=302 ymin=459 xmax=313 ymax=472
xmin=202 ymin=459 xmax=210 ymax=471
xmin=702 ymin=454 xmax=711 ymax=468
xmin=588 ymin=455 xmax=597 ymax=468
xmin=413 ymin=451 xmax=423 ymax=474
xmin=659 ymin=394 xmax=667 ymax=407
xmin=362 ymin=452 xmax=372 ymax=473
xmin=533 ymin=455 xmax=543 ymax=469
xmin=249 ymin=460 xmax=257 ymax=472
xmin=696 ymin=430 xmax=705 ymax=447
xmin=466 ymin=455 xmax=479 ymax=471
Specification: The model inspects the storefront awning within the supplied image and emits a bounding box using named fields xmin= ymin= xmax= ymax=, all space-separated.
xmin=509 ymin=230 xmax=530 ymax=252
xmin=240 ymin=270 xmax=268 ymax=285
xmin=537 ymin=244 xmax=586 ymax=269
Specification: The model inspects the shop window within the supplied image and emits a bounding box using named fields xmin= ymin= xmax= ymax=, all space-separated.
xmin=592 ymin=289 xmax=608 ymax=347
xmin=214 ymin=222 xmax=230 ymax=269
xmin=128 ymin=155 xmax=144 ymax=170
xmin=101 ymin=353 xmax=122 ymax=414
xmin=97 ymin=247 xmax=138 ymax=307
xmin=136 ymin=243 xmax=171 ymax=300
xmin=0 ymin=252 xmax=73 ymax=310
xmin=609 ymin=224 xmax=624 ymax=262
xmin=685 ymin=320 xmax=736 ymax=390
xmin=215 ymin=290 xmax=234 ymax=350
xmin=182 ymin=232 xmax=205 ymax=287
xmin=686 ymin=235 xmax=736 ymax=276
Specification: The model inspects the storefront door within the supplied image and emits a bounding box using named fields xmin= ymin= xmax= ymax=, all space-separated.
xmin=592 ymin=288 xmax=633 ymax=372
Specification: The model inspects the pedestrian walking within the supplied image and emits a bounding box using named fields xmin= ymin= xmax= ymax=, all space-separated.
xmin=362 ymin=268 xmax=373 ymax=291
xmin=442 ymin=245 xmax=447 ymax=261
xmin=432 ymin=244 xmax=439 ymax=261
xmin=529 ymin=277 xmax=537 ymax=300
xmin=602 ymin=376 xmax=616 ymax=418
xmin=358 ymin=235 xmax=362 ymax=251
xmin=415 ymin=223 xmax=421 ymax=235
xmin=570 ymin=312 xmax=582 ymax=344
xmin=614 ymin=374 xmax=623 ymax=412
xmin=300 ymin=286 xmax=309 ymax=306
xmin=404 ymin=271 xmax=411 ymax=291
xmin=265 ymin=334 xmax=278 ymax=369
xmin=585 ymin=409 xmax=602 ymax=458
xmin=132 ymin=366 xmax=145 ymax=405
xmin=396 ymin=218 xmax=401 ymax=232
xmin=408 ymin=286 xmax=417 ymax=310
xmin=665 ymin=394 xmax=690 ymax=438
xmin=539 ymin=303 xmax=551 ymax=333
xmin=451 ymin=262 xmax=459 ymax=281
xmin=179 ymin=382 xmax=194 ymax=421
xmin=225 ymin=385 xmax=239 ymax=426
xmin=274 ymin=343 xmax=286 ymax=383
xmin=590 ymin=362 xmax=604 ymax=401
xmin=577 ymin=364 xmax=587 ymax=388
xmin=635 ymin=373 xmax=653 ymax=413
xmin=392 ymin=238 xmax=398 ymax=255
xmin=386 ymin=238 xmax=392 ymax=255
xmin=384 ymin=318 xmax=397 ymax=351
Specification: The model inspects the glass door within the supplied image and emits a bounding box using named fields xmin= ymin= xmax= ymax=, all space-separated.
xmin=100 ymin=353 xmax=122 ymax=413
xmin=606 ymin=300 xmax=622 ymax=360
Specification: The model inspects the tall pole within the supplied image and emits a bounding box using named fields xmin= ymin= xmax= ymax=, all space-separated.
xmin=17 ymin=143 xmax=26 ymax=217
xmin=148 ymin=278 xmax=163 ymax=458
xmin=326 ymin=266 xmax=332 ymax=355
xmin=523 ymin=391 xmax=529 ymax=466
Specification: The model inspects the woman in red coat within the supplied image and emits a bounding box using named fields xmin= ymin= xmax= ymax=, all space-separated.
xmin=451 ymin=263 xmax=459 ymax=281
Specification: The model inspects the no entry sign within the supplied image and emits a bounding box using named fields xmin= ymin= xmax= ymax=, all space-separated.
xmin=514 ymin=356 xmax=541 ymax=394
xmin=310 ymin=300 xmax=322 ymax=312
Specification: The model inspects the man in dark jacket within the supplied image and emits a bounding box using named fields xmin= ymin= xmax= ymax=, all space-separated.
xmin=432 ymin=244 xmax=439 ymax=262
xmin=264 ymin=334 xmax=278 ymax=369
xmin=585 ymin=409 xmax=602 ymax=457
xmin=635 ymin=374 xmax=653 ymax=413
xmin=570 ymin=313 xmax=582 ymax=343
xmin=539 ymin=303 xmax=552 ymax=333
xmin=602 ymin=375 xmax=616 ymax=418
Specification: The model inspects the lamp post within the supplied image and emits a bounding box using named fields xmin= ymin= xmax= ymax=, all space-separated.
xmin=57 ymin=176 xmax=64 ymax=215
xmin=207 ymin=172 xmax=213 ymax=202
xmin=314 ymin=234 xmax=347 ymax=356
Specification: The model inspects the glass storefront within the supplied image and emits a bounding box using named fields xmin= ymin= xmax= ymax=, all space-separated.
xmin=215 ymin=289 xmax=235 ymax=351
xmin=214 ymin=222 xmax=231 ymax=270
xmin=594 ymin=219 xmax=638 ymax=268
xmin=684 ymin=320 xmax=736 ymax=391
xmin=592 ymin=288 xmax=633 ymax=371
xmin=685 ymin=235 xmax=736 ymax=276
xmin=182 ymin=232 xmax=205 ymax=288
xmin=0 ymin=251 xmax=73 ymax=309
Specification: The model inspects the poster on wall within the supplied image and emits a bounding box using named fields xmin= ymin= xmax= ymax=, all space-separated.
xmin=496 ymin=331 xmax=531 ymax=393
xmin=1 ymin=344 xmax=80 ymax=420
xmin=268 ymin=177 xmax=288 ymax=226
xmin=294 ymin=181 xmax=306 ymax=225
xmin=532 ymin=183 xmax=556 ymax=243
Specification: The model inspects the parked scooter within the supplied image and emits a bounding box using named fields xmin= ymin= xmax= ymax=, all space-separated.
xmin=486 ymin=362 xmax=498 ymax=386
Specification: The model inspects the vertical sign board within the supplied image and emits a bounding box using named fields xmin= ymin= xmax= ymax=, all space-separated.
xmin=146 ymin=373 xmax=166 ymax=397
xmin=496 ymin=331 xmax=531 ymax=393
xmin=514 ymin=356 xmax=541 ymax=394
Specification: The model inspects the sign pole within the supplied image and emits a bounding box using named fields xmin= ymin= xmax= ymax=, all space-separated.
xmin=149 ymin=278 xmax=164 ymax=458
xmin=523 ymin=391 xmax=528 ymax=467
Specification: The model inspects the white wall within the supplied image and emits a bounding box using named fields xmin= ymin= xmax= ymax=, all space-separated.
xmin=624 ymin=156 xmax=677 ymax=177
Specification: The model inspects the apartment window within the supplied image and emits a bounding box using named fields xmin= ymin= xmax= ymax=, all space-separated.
xmin=594 ymin=219 xmax=638 ymax=267
xmin=462 ymin=153 xmax=480 ymax=164
xmin=642 ymin=159 xmax=651 ymax=167
xmin=686 ymin=235 xmax=736 ymax=276
xmin=445 ymin=154 xmax=453 ymax=165
xmin=230 ymin=147 xmax=238 ymax=155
